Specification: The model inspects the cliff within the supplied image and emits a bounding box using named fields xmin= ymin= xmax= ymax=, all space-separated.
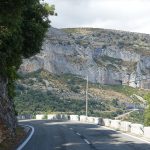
xmin=19 ymin=27 xmax=150 ymax=89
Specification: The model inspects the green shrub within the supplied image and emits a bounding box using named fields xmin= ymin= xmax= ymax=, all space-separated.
xmin=144 ymin=93 xmax=150 ymax=126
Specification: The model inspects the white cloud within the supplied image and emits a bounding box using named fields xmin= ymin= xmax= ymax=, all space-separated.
xmin=46 ymin=0 xmax=150 ymax=34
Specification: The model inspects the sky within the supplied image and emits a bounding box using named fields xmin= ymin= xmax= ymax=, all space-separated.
xmin=45 ymin=0 xmax=150 ymax=34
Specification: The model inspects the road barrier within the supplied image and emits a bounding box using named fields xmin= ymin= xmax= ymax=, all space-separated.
xmin=79 ymin=116 xmax=101 ymax=125
xmin=55 ymin=114 xmax=62 ymax=120
xmin=144 ymin=127 xmax=150 ymax=139
xmin=94 ymin=117 xmax=102 ymax=125
xmin=36 ymin=114 xmax=45 ymax=120
xmin=120 ymin=121 xmax=131 ymax=132
xmin=110 ymin=120 xmax=121 ymax=130
xmin=47 ymin=114 xmax=57 ymax=120
xmin=102 ymin=119 xmax=111 ymax=127
xmin=70 ymin=115 xmax=79 ymax=121
xmin=17 ymin=115 xmax=33 ymax=120
xmin=60 ymin=114 xmax=68 ymax=120
xmin=33 ymin=113 xmax=150 ymax=140
xmin=80 ymin=115 xmax=87 ymax=122
xmin=47 ymin=114 xmax=68 ymax=120
xmin=87 ymin=117 xmax=95 ymax=123
xmin=17 ymin=115 xmax=25 ymax=120
xmin=130 ymin=124 xmax=144 ymax=136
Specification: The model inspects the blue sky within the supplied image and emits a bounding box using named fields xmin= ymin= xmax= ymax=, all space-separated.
xmin=46 ymin=0 xmax=150 ymax=34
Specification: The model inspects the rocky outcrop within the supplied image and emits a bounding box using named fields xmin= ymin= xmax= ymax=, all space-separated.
xmin=19 ymin=28 xmax=150 ymax=89
xmin=0 ymin=76 xmax=17 ymax=143
xmin=135 ymin=56 xmax=150 ymax=89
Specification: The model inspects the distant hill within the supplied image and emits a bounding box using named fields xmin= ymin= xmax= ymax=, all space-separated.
xmin=19 ymin=27 xmax=150 ymax=89
xmin=15 ymin=27 xmax=150 ymax=120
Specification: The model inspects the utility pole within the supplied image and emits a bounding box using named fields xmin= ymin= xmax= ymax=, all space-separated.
xmin=86 ymin=75 xmax=88 ymax=117
xmin=98 ymin=69 xmax=100 ymax=88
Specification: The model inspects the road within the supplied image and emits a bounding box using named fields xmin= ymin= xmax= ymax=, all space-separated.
xmin=20 ymin=120 xmax=150 ymax=150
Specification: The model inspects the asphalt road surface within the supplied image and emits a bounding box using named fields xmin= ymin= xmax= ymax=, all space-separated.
xmin=20 ymin=120 xmax=150 ymax=150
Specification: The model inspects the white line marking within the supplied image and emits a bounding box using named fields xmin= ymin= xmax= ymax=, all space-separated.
xmin=17 ymin=125 xmax=34 ymax=150
xmin=84 ymin=139 xmax=90 ymax=144
xmin=103 ymin=126 xmax=150 ymax=144
xmin=76 ymin=132 xmax=81 ymax=136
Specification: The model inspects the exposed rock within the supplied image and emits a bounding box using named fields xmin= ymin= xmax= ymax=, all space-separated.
xmin=135 ymin=56 xmax=150 ymax=89
xmin=19 ymin=27 xmax=150 ymax=89
xmin=0 ymin=76 xmax=17 ymax=143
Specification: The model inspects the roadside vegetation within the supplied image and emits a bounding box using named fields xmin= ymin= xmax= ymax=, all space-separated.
xmin=144 ymin=93 xmax=150 ymax=126
xmin=123 ymin=110 xmax=144 ymax=124
xmin=14 ymin=70 xmax=149 ymax=121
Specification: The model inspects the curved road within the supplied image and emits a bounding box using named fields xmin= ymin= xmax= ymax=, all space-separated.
xmin=20 ymin=120 xmax=150 ymax=150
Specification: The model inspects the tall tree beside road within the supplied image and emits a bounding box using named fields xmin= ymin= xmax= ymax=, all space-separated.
xmin=0 ymin=0 xmax=56 ymax=138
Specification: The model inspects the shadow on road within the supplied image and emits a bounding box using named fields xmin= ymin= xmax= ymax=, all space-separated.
xmin=20 ymin=120 xmax=150 ymax=150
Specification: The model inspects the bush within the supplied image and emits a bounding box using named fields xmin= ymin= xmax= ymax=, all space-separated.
xmin=70 ymin=85 xmax=80 ymax=93
xmin=144 ymin=93 xmax=150 ymax=126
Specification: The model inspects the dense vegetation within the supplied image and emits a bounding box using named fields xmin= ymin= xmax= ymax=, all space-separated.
xmin=14 ymin=70 xmax=149 ymax=119
xmin=0 ymin=0 xmax=56 ymax=138
xmin=14 ymin=88 xmax=111 ymax=116
xmin=15 ymin=71 xmax=111 ymax=116
xmin=0 ymin=0 xmax=56 ymax=97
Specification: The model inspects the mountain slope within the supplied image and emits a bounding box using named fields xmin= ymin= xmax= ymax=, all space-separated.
xmin=19 ymin=27 xmax=150 ymax=89
xmin=14 ymin=70 xmax=148 ymax=119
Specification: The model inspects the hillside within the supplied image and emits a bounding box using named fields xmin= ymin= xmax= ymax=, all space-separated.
xmin=62 ymin=28 xmax=150 ymax=55
xmin=19 ymin=27 xmax=150 ymax=89
xmin=15 ymin=27 xmax=150 ymax=120
xmin=14 ymin=70 xmax=148 ymax=119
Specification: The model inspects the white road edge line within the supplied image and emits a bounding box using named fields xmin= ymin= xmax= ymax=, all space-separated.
xmin=84 ymin=139 xmax=90 ymax=145
xmin=76 ymin=132 xmax=81 ymax=136
xmin=16 ymin=125 xmax=35 ymax=150
xmin=102 ymin=126 xmax=150 ymax=144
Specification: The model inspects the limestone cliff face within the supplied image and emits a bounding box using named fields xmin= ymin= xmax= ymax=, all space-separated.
xmin=19 ymin=28 xmax=150 ymax=89
xmin=135 ymin=56 xmax=150 ymax=89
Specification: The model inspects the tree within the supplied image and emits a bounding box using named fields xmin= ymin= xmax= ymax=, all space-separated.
xmin=144 ymin=93 xmax=150 ymax=126
xmin=0 ymin=0 xmax=56 ymax=138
